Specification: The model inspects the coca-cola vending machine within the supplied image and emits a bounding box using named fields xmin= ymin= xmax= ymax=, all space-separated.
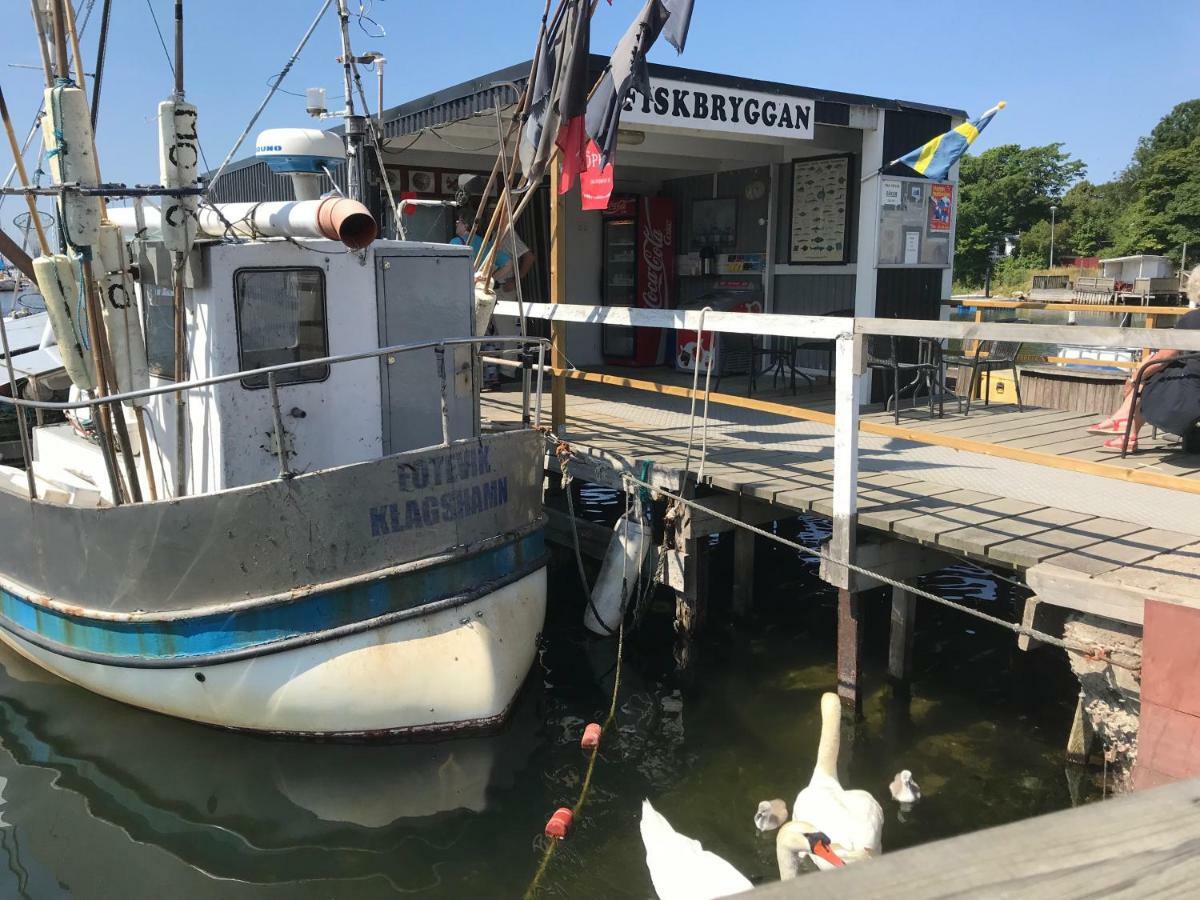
xmin=600 ymin=195 xmax=676 ymax=365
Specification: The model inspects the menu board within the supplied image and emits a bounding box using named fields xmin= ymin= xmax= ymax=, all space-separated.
xmin=877 ymin=176 xmax=955 ymax=267
xmin=789 ymin=154 xmax=851 ymax=264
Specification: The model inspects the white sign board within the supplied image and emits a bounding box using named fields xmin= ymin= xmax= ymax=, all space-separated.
xmin=881 ymin=179 xmax=903 ymax=207
xmin=622 ymin=78 xmax=815 ymax=140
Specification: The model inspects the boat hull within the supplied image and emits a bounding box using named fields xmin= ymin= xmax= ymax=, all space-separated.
xmin=0 ymin=565 xmax=546 ymax=737
xmin=0 ymin=429 xmax=550 ymax=736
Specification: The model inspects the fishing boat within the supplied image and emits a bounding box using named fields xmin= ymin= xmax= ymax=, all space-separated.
xmin=0 ymin=1 xmax=548 ymax=737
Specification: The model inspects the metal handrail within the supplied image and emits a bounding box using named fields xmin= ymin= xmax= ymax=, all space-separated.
xmin=0 ymin=334 xmax=548 ymax=504
xmin=0 ymin=334 xmax=549 ymax=411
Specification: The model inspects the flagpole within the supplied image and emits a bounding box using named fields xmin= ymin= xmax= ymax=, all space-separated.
xmin=466 ymin=0 xmax=561 ymax=249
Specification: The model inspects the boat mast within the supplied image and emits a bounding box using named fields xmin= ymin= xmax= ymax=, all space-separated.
xmin=334 ymin=0 xmax=367 ymax=204
xmin=171 ymin=0 xmax=189 ymax=498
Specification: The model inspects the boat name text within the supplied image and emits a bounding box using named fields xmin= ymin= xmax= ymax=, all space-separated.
xmin=369 ymin=446 xmax=508 ymax=536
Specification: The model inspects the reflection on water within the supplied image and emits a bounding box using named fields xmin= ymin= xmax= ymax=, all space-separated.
xmin=0 ymin=507 xmax=1091 ymax=897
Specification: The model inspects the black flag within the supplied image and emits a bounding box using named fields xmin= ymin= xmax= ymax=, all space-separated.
xmin=518 ymin=0 xmax=590 ymax=185
xmin=584 ymin=0 xmax=695 ymax=169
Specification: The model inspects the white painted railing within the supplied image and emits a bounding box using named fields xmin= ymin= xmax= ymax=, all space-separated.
xmin=494 ymin=300 xmax=1200 ymax=590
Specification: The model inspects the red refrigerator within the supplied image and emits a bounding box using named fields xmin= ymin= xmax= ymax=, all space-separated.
xmin=600 ymin=195 xmax=676 ymax=365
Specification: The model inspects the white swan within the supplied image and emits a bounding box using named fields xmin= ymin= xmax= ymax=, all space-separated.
xmin=640 ymin=799 xmax=753 ymax=900
xmin=889 ymin=770 xmax=921 ymax=804
xmin=781 ymin=692 xmax=884 ymax=876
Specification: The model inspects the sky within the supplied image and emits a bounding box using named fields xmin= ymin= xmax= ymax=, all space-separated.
xmin=2 ymin=0 xmax=1199 ymax=194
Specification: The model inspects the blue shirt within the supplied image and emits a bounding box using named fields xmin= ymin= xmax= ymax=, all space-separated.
xmin=451 ymin=234 xmax=511 ymax=270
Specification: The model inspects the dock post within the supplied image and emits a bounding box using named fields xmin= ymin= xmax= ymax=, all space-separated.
xmin=732 ymin=526 xmax=755 ymax=617
xmin=888 ymin=586 xmax=917 ymax=686
xmin=830 ymin=332 xmax=864 ymax=716
xmin=549 ymin=163 xmax=567 ymax=435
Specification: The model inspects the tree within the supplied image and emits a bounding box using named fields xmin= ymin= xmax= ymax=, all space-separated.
xmin=1105 ymin=101 xmax=1200 ymax=261
xmin=1128 ymin=100 xmax=1200 ymax=180
xmin=954 ymin=143 xmax=1087 ymax=284
xmin=1057 ymin=179 xmax=1124 ymax=258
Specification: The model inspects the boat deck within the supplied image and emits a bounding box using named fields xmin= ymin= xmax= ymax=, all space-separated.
xmin=483 ymin=369 xmax=1200 ymax=622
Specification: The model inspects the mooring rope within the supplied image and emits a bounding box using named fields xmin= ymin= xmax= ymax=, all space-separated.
xmin=522 ymin=616 xmax=626 ymax=900
xmin=611 ymin=468 xmax=1139 ymax=671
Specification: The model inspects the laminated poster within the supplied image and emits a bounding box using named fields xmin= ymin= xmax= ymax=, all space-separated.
xmin=789 ymin=155 xmax=851 ymax=264
xmin=928 ymin=184 xmax=953 ymax=234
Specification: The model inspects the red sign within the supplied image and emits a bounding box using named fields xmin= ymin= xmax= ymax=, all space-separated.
xmin=580 ymin=141 xmax=614 ymax=211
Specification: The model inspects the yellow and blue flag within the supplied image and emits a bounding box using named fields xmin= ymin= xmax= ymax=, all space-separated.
xmin=892 ymin=102 xmax=1006 ymax=180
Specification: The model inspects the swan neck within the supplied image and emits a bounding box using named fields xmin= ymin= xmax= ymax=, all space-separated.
xmin=813 ymin=699 xmax=841 ymax=780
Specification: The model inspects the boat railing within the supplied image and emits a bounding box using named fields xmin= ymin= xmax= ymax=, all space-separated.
xmin=0 ymin=335 xmax=549 ymax=501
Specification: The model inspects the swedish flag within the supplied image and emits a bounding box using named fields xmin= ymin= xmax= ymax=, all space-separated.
xmin=893 ymin=102 xmax=1006 ymax=180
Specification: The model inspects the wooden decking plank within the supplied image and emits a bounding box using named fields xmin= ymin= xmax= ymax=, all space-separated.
xmin=988 ymin=518 xmax=1147 ymax=568
xmin=937 ymin=507 xmax=1093 ymax=556
xmin=1044 ymin=528 xmax=1199 ymax=577
xmin=890 ymin=494 xmax=1040 ymax=544
xmin=851 ymin=483 xmax=968 ymax=531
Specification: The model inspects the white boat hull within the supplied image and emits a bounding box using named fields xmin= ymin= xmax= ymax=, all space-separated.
xmin=0 ymin=567 xmax=546 ymax=737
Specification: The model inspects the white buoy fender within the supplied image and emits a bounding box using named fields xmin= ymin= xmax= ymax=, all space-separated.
xmin=32 ymin=254 xmax=95 ymax=391
xmin=157 ymin=99 xmax=200 ymax=254
xmin=96 ymin=224 xmax=150 ymax=404
xmin=41 ymin=85 xmax=102 ymax=249
xmin=583 ymin=513 xmax=652 ymax=636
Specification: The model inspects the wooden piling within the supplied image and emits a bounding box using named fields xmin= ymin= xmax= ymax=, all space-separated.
xmin=732 ymin=527 xmax=755 ymax=617
xmin=888 ymin=586 xmax=916 ymax=684
xmin=837 ymin=587 xmax=863 ymax=717
xmin=830 ymin=333 xmax=864 ymax=714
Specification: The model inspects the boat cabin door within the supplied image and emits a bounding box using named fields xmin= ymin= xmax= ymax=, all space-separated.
xmin=375 ymin=245 xmax=477 ymax=454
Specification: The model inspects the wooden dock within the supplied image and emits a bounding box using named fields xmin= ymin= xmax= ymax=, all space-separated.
xmin=483 ymin=371 xmax=1200 ymax=625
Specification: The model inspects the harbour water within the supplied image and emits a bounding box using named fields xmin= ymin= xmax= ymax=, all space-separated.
xmin=0 ymin=504 xmax=1093 ymax=898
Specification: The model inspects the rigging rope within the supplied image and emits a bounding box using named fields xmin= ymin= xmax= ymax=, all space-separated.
xmin=204 ymin=0 xmax=333 ymax=198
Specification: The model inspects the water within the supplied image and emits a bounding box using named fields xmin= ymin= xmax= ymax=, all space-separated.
xmin=0 ymin=504 xmax=1094 ymax=898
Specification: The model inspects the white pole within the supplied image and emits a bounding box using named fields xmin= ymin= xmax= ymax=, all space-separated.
xmin=1049 ymin=204 xmax=1057 ymax=269
xmin=829 ymin=331 xmax=862 ymax=590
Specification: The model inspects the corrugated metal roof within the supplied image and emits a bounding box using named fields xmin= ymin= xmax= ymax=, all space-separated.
xmin=379 ymin=55 xmax=967 ymax=137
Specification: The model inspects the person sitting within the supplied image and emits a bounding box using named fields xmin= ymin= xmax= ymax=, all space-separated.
xmin=1089 ymin=301 xmax=1200 ymax=453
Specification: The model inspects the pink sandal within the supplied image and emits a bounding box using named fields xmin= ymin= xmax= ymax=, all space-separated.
xmin=1100 ymin=434 xmax=1138 ymax=453
xmin=1088 ymin=417 xmax=1129 ymax=435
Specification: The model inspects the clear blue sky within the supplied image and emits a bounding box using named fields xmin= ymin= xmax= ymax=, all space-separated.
xmin=2 ymin=0 xmax=1198 ymax=191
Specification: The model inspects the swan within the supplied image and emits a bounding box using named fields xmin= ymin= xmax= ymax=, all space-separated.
xmin=782 ymin=692 xmax=884 ymax=874
xmin=640 ymin=799 xmax=752 ymax=900
xmin=889 ymin=770 xmax=920 ymax=804
xmin=753 ymin=798 xmax=788 ymax=833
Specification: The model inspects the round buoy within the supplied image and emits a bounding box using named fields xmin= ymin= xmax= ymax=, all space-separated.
xmin=544 ymin=807 xmax=573 ymax=839
xmin=581 ymin=722 xmax=602 ymax=750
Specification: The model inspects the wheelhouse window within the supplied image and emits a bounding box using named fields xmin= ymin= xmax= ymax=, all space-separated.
xmin=144 ymin=284 xmax=177 ymax=379
xmin=234 ymin=268 xmax=329 ymax=389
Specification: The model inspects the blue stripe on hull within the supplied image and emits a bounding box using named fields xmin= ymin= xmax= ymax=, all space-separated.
xmin=0 ymin=530 xmax=544 ymax=664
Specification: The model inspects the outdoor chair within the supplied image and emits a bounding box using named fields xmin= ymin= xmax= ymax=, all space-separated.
xmin=942 ymin=318 xmax=1027 ymax=416
xmin=1119 ymin=352 xmax=1200 ymax=459
xmin=712 ymin=332 xmax=759 ymax=397
xmin=865 ymin=334 xmax=944 ymax=424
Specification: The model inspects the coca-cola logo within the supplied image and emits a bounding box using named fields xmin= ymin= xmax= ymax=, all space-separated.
xmin=642 ymin=217 xmax=672 ymax=310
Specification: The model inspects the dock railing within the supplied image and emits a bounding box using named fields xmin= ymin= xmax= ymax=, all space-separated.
xmin=0 ymin=335 xmax=549 ymax=504
xmin=492 ymin=299 xmax=1200 ymax=598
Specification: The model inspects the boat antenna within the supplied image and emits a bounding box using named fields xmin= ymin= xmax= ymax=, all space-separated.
xmin=205 ymin=0 xmax=332 ymax=199
xmin=334 ymin=0 xmax=366 ymax=204
xmin=173 ymin=0 xmax=184 ymax=98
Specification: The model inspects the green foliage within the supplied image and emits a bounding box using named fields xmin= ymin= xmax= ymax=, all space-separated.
xmin=954 ymin=100 xmax=1200 ymax=289
xmin=955 ymin=143 xmax=1085 ymax=284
